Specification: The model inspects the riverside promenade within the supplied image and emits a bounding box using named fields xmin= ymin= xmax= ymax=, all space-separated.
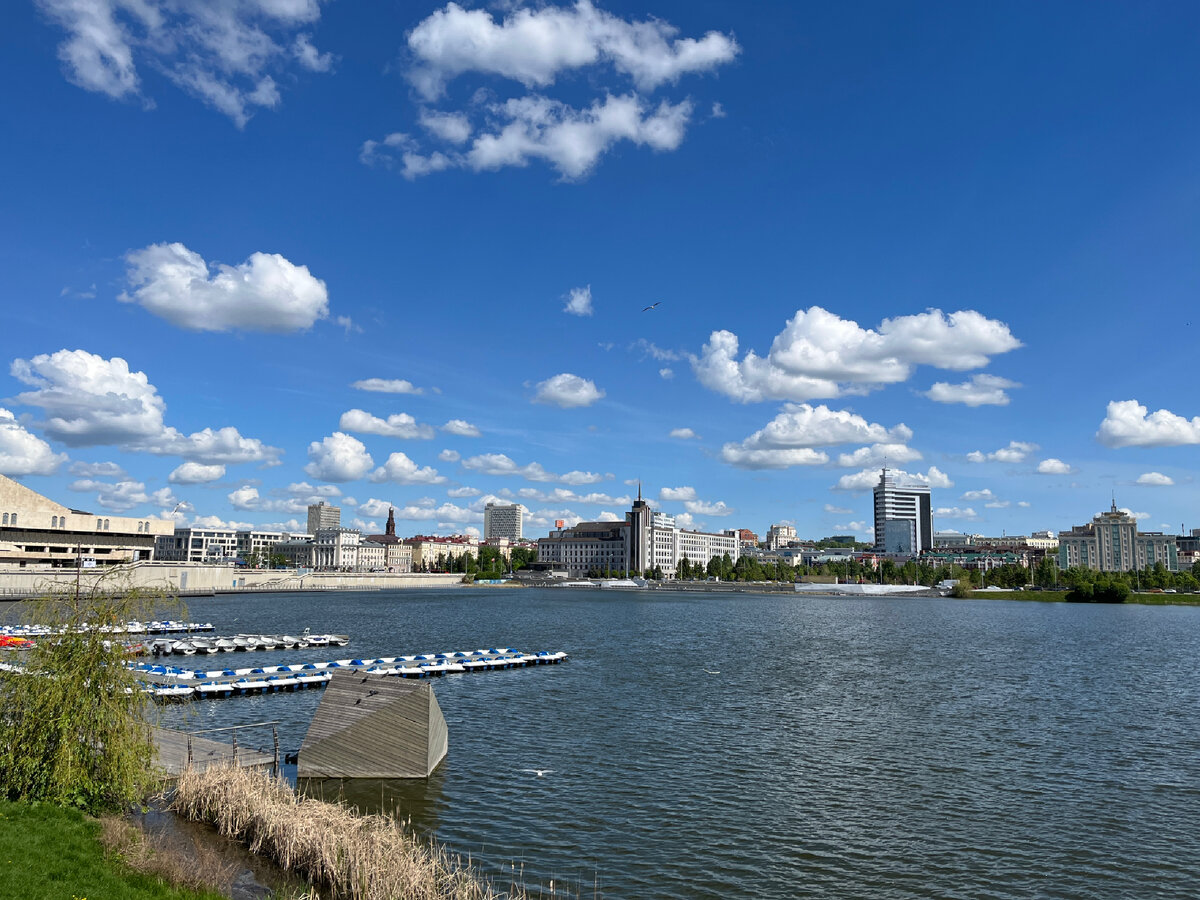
xmin=0 ymin=562 xmax=464 ymax=600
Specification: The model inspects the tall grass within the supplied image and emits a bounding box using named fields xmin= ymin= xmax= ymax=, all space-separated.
xmin=170 ymin=765 xmax=528 ymax=900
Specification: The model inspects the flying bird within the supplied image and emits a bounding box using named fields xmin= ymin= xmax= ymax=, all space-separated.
xmin=642 ymin=302 xmax=661 ymax=312
xmin=522 ymin=769 xmax=554 ymax=777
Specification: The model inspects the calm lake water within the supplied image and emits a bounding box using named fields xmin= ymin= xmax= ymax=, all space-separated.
xmin=152 ymin=587 xmax=1200 ymax=899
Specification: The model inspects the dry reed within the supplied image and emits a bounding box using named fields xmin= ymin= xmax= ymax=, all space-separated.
xmin=169 ymin=765 xmax=528 ymax=900
xmin=98 ymin=814 xmax=239 ymax=893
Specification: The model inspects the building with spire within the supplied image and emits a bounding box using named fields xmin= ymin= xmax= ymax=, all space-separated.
xmin=1058 ymin=501 xmax=1178 ymax=572
xmin=363 ymin=506 xmax=413 ymax=572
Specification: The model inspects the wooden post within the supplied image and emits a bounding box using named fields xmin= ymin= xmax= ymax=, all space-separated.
xmin=272 ymin=727 xmax=279 ymax=776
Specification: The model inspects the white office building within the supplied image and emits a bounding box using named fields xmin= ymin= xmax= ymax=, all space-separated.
xmin=307 ymin=501 xmax=340 ymax=535
xmin=155 ymin=527 xmax=239 ymax=563
xmin=484 ymin=503 xmax=526 ymax=542
xmin=873 ymin=468 xmax=933 ymax=556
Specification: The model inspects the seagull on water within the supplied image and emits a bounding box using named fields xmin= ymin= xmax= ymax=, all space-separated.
xmin=522 ymin=769 xmax=554 ymax=777
xmin=642 ymin=301 xmax=661 ymax=312
xmin=703 ymin=669 xmax=720 ymax=675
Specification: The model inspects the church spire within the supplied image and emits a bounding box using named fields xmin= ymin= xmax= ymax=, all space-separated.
xmin=385 ymin=506 xmax=396 ymax=536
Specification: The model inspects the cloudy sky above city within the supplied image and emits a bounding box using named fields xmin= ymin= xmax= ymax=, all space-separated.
xmin=3 ymin=1 xmax=1199 ymax=540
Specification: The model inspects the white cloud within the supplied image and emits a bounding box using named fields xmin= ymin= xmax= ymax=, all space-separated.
xmin=439 ymin=449 xmax=461 ymax=463
xmin=441 ymin=419 xmax=481 ymax=437
xmin=69 ymin=460 xmax=125 ymax=478
xmin=563 ymin=285 xmax=593 ymax=316
xmin=935 ymin=507 xmax=979 ymax=520
xmin=447 ymin=485 xmax=481 ymax=498
xmin=168 ymin=461 xmax=225 ymax=484
xmin=693 ymin=307 xmax=1021 ymax=403
xmin=338 ymin=409 xmax=435 ymax=440
xmin=10 ymin=349 xmax=279 ymax=463
xmin=966 ymin=440 xmax=1039 ymax=464
xmin=370 ymin=93 xmax=696 ymax=181
xmin=461 ymin=452 xmax=602 ymax=484
xmin=1017 ymin=501 xmax=1031 ymax=508
xmin=69 ymin=478 xmax=177 ymax=513
xmin=0 ymin=408 xmax=66 ymax=476
xmin=960 ymin=489 xmax=995 ymax=501
xmin=406 ymin=1 xmax=739 ymax=100
xmin=228 ymin=485 xmax=260 ymax=510
xmin=824 ymin=504 xmax=853 ymax=515
xmin=631 ymin=339 xmax=682 ymax=361
xmin=533 ymin=373 xmax=605 ymax=408
xmin=834 ymin=443 xmax=922 ymax=468
xmin=369 ymin=452 xmax=446 ymax=485
xmin=390 ymin=501 xmax=481 ymax=524
xmin=833 ymin=466 xmax=953 ymax=492
xmin=514 ymin=487 xmax=629 ymax=506
xmin=1097 ymin=400 xmax=1200 ymax=448
xmin=673 ymin=512 xmax=698 ymax=530
xmin=659 ymin=486 xmax=697 ymax=502
xmin=669 ymin=427 xmax=699 ymax=440
xmin=351 ymin=378 xmax=424 ymax=395
xmin=1036 ymin=458 xmax=1075 ymax=475
xmin=121 ymin=242 xmax=329 ymax=333
xmin=659 ymin=367 xmax=674 ymax=379
xmin=924 ymin=374 xmax=1019 ymax=407
xmin=984 ymin=501 xmax=1010 ymax=509
xmin=285 ymin=481 xmax=340 ymax=498
xmin=37 ymin=0 xmax=330 ymax=126
xmin=597 ymin=510 xmax=620 ymax=522
xmin=834 ymin=521 xmax=871 ymax=535
xmin=683 ymin=499 xmax=734 ymax=517
xmin=357 ymin=498 xmax=394 ymax=519
xmin=1136 ymin=472 xmax=1174 ymax=486
xmin=304 ymin=432 xmax=374 ymax=482
xmin=418 ymin=108 xmax=472 ymax=143
xmin=721 ymin=404 xmax=910 ymax=470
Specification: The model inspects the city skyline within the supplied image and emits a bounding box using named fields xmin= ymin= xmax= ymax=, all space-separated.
xmin=3 ymin=2 xmax=1200 ymax=541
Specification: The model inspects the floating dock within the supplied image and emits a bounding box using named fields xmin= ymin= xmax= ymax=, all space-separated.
xmin=132 ymin=648 xmax=569 ymax=700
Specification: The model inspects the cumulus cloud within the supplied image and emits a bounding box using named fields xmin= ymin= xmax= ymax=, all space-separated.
xmin=338 ymin=409 xmax=434 ymax=440
xmin=515 ymin=487 xmax=629 ymax=506
xmin=966 ymin=440 xmax=1039 ymax=464
xmin=439 ymin=449 xmax=461 ymax=463
xmin=924 ymin=374 xmax=1020 ymax=407
xmin=693 ymin=307 xmax=1021 ymax=403
xmin=834 ymin=443 xmax=922 ymax=469
xmin=659 ymin=368 xmax=674 ymax=379
xmin=631 ymin=339 xmax=682 ymax=362
xmin=227 ymin=485 xmax=261 ymax=510
xmin=683 ymin=499 xmax=734 ymax=517
xmin=1097 ymin=400 xmax=1200 ymax=448
xmin=563 ymin=285 xmax=593 ymax=316
xmin=441 ymin=419 xmax=481 ymax=437
xmin=720 ymin=403 xmax=910 ymax=470
xmin=659 ymin=486 xmax=697 ymax=502
xmin=1036 ymin=458 xmax=1075 ymax=475
xmin=406 ymin=1 xmax=739 ymax=99
xmin=389 ymin=501 xmax=481 ymax=524
xmin=369 ymin=452 xmax=446 ymax=485
xmin=10 ymin=349 xmax=279 ymax=463
xmin=121 ymin=242 xmax=329 ymax=333
xmin=935 ymin=507 xmax=979 ymax=520
xmin=69 ymin=460 xmax=125 ymax=478
xmin=533 ymin=373 xmax=605 ymax=408
xmin=669 ymin=427 xmax=699 ymax=440
xmin=367 ymin=93 xmax=695 ymax=180
xmin=461 ymin=452 xmax=603 ymax=484
xmin=69 ymin=478 xmax=177 ymax=513
xmin=36 ymin=0 xmax=330 ymax=126
xmin=168 ymin=462 xmax=225 ymax=484
xmin=824 ymin=504 xmax=853 ymax=515
xmin=960 ymin=489 xmax=995 ymax=501
xmin=0 ymin=408 xmax=66 ymax=475
xmin=304 ymin=432 xmax=374 ymax=482
xmin=1136 ymin=472 xmax=1174 ymax=486
xmin=447 ymin=485 xmax=481 ymax=498
xmin=833 ymin=466 xmax=953 ymax=492
xmin=351 ymin=378 xmax=424 ymax=395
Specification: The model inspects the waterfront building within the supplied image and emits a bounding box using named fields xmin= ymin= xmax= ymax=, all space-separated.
xmin=934 ymin=532 xmax=977 ymax=549
xmin=766 ymin=524 xmax=797 ymax=550
xmin=0 ymin=473 xmax=172 ymax=567
xmin=736 ymin=528 xmax=759 ymax=547
xmin=404 ymin=534 xmax=479 ymax=570
xmin=539 ymin=492 xmax=741 ymax=578
xmin=307 ymin=501 xmax=341 ymax=536
xmin=873 ymin=468 xmax=932 ymax=556
xmin=274 ymin=534 xmax=315 ymax=568
xmin=312 ymin=528 xmax=361 ymax=570
xmin=1058 ymin=502 xmax=1178 ymax=572
xmin=363 ymin=507 xmax=413 ymax=572
xmin=483 ymin=502 xmax=526 ymax=542
xmin=155 ymin=527 xmax=238 ymax=563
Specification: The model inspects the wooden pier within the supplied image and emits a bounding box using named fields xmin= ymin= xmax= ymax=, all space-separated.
xmin=152 ymin=725 xmax=277 ymax=776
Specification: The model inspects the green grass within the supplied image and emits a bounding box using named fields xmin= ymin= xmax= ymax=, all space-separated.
xmin=0 ymin=801 xmax=223 ymax=900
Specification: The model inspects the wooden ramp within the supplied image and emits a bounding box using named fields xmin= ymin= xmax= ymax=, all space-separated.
xmin=152 ymin=726 xmax=275 ymax=776
xmin=298 ymin=671 xmax=447 ymax=779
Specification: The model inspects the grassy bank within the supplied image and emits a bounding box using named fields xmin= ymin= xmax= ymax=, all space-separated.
xmin=0 ymin=800 xmax=224 ymax=900
xmin=965 ymin=590 xmax=1200 ymax=605
xmin=171 ymin=764 xmax=526 ymax=900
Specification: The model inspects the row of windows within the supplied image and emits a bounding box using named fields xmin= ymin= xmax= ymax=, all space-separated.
xmin=2 ymin=513 xmax=17 ymax=525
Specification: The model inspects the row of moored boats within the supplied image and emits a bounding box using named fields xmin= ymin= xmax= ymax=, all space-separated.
xmin=144 ymin=631 xmax=347 ymax=656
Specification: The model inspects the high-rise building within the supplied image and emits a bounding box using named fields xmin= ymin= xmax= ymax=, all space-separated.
xmin=766 ymin=524 xmax=797 ymax=550
xmin=873 ymin=468 xmax=932 ymax=555
xmin=307 ymin=501 xmax=340 ymax=535
xmin=484 ymin=503 xmax=527 ymax=541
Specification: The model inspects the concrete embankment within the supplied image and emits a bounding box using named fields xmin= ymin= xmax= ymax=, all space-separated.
xmin=0 ymin=562 xmax=463 ymax=600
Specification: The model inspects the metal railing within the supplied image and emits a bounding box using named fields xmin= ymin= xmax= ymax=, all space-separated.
xmin=184 ymin=720 xmax=281 ymax=775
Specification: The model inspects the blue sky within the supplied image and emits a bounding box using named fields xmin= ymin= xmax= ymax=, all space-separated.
xmin=2 ymin=0 xmax=1200 ymax=541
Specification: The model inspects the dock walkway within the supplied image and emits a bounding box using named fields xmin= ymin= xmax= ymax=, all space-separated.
xmin=151 ymin=726 xmax=275 ymax=776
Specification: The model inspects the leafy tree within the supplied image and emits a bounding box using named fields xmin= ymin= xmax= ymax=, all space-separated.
xmin=0 ymin=581 xmax=176 ymax=813
xmin=677 ymin=555 xmax=691 ymax=580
